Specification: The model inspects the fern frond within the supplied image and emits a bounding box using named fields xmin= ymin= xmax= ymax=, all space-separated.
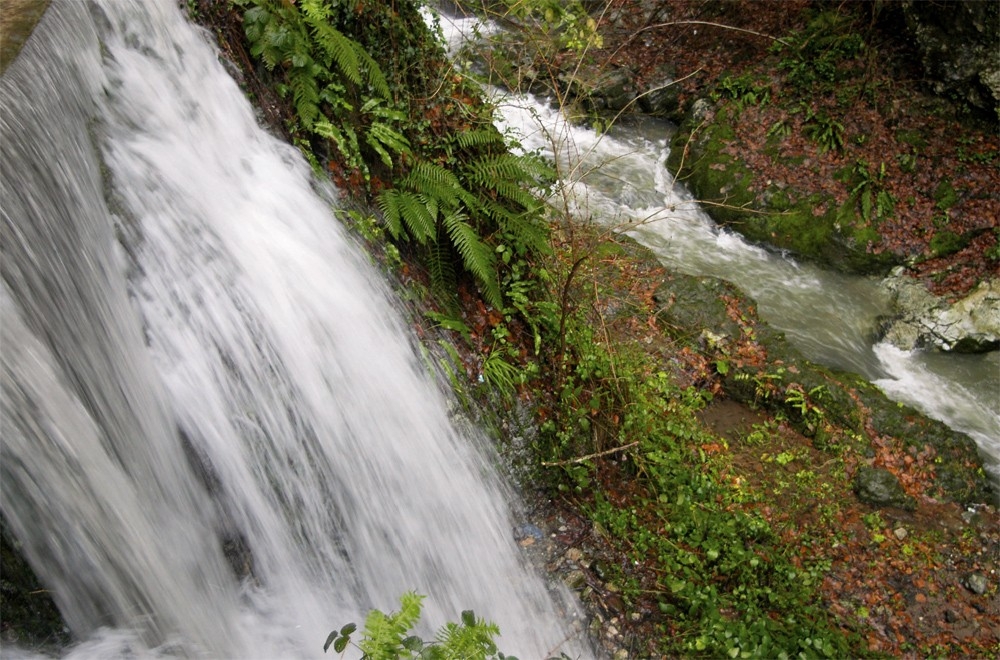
xmin=358 ymin=592 xmax=424 ymax=659
xmin=377 ymin=189 xmax=436 ymax=243
xmin=427 ymin=236 xmax=458 ymax=308
xmin=352 ymin=42 xmax=390 ymax=99
xmin=401 ymin=161 xmax=465 ymax=213
xmin=300 ymin=9 xmax=362 ymax=87
xmin=442 ymin=210 xmax=501 ymax=308
xmin=455 ymin=129 xmax=505 ymax=150
xmin=377 ymin=189 xmax=403 ymax=239
xmin=504 ymin=212 xmax=551 ymax=255
xmin=288 ymin=66 xmax=320 ymax=128
xmin=366 ymin=122 xmax=411 ymax=167
xmin=403 ymin=160 xmax=461 ymax=192
xmin=434 ymin=613 xmax=502 ymax=660
xmin=466 ymin=153 xmax=535 ymax=188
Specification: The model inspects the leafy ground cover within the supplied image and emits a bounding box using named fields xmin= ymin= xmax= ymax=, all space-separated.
xmin=499 ymin=224 xmax=999 ymax=658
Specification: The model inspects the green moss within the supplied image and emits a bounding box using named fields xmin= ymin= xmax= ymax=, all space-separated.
xmin=929 ymin=230 xmax=965 ymax=256
xmin=933 ymin=179 xmax=958 ymax=210
xmin=895 ymin=128 xmax=928 ymax=150
xmin=0 ymin=0 xmax=51 ymax=74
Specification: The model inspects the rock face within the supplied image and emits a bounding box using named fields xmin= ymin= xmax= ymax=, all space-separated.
xmin=879 ymin=270 xmax=1000 ymax=353
xmin=900 ymin=0 xmax=1000 ymax=120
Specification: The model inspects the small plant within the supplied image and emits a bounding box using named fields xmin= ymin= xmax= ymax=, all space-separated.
xmin=784 ymin=383 xmax=827 ymax=435
xmin=713 ymin=73 xmax=771 ymax=110
xmin=850 ymin=160 xmax=896 ymax=223
xmin=803 ymin=110 xmax=845 ymax=153
xmin=324 ymin=592 xmax=525 ymax=660
xmin=773 ymin=11 xmax=865 ymax=96
xmin=862 ymin=511 xmax=885 ymax=532
xmin=767 ymin=119 xmax=792 ymax=140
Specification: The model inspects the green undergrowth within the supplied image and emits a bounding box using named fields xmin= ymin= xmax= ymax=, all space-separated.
xmin=534 ymin=306 xmax=862 ymax=657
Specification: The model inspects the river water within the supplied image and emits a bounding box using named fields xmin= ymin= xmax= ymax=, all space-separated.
xmin=434 ymin=11 xmax=1000 ymax=483
xmin=1 ymin=1 xmax=589 ymax=657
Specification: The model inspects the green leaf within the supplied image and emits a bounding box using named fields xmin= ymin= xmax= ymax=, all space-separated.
xmin=333 ymin=635 xmax=349 ymax=653
xmin=460 ymin=610 xmax=475 ymax=627
xmin=323 ymin=631 xmax=338 ymax=653
xmin=402 ymin=635 xmax=423 ymax=651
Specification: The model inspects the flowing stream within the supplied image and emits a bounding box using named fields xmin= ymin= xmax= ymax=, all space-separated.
xmin=435 ymin=11 xmax=1000 ymax=482
xmin=1 ymin=1 xmax=588 ymax=657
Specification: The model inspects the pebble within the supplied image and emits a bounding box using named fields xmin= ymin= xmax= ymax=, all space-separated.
xmin=965 ymin=572 xmax=988 ymax=595
xmin=894 ymin=527 xmax=908 ymax=540
xmin=514 ymin=523 xmax=544 ymax=541
xmin=564 ymin=569 xmax=587 ymax=590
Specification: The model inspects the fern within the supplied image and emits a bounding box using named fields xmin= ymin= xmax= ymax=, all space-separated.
xmin=324 ymin=594 xmax=512 ymax=660
xmin=427 ymin=236 xmax=458 ymax=307
xmin=357 ymin=591 xmax=423 ymax=658
xmin=352 ymin=42 xmax=391 ymax=98
xmin=362 ymin=99 xmax=411 ymax=168
xmin=300 ymin=2 xmax=362 ymax=87
xmin=442 ymin=210 xmax=501 ymax=308
xmin=378 ymin=189 xmax=436 ymax=243
xmin=432 ymin=612 xmax=501 ymax=660
xmin=454 ymin=129 xmax=505 ymax=150
xmin=401 ymin=161 xmax=464 ymax=204
xmin=288 ymin=66 xmax=321 ymax=128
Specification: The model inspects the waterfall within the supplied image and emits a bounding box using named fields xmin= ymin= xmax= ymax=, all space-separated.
xmin=0 ymin=1 xmax=589 ymax=657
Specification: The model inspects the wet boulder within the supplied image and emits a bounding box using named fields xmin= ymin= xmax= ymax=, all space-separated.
xmin=878 ymin=270 xmax=1000 ymax=353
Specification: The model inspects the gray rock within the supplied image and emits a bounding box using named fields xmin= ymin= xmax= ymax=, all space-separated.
xmin=852 ymin=466 xmax=917 ymax=510
xmin=965 ymin=572 xmax=988 ymax=596
xmin=878 ymin=269 xmax=999 ymax=353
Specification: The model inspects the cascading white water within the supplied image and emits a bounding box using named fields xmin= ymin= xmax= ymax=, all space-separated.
xmin=435 ymin=11 xmax=1000 ymax=482
xmin=1 ymin=1 xmax=590 ymax=657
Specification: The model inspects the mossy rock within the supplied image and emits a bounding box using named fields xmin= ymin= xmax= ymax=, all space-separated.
xmin=653 ymin=273 xmax=744 ymax=342
xmin=853 ymin=466 xmax=917 ymax=510
xmin=667 ymin=102 xmax=898 ymax=275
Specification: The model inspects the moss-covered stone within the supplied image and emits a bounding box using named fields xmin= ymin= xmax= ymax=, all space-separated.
xmin=653 ymin=274 xmax=744 ymax=342
xmin=667 ymin=105 xmax=898 ymax=276
xmin=0 ymin=0 xmax=51 ymax=74
xmin=853 ymin=466 xmax=917 ymax=510
xmin=1 ymin=516 xmax=69 ymax=649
